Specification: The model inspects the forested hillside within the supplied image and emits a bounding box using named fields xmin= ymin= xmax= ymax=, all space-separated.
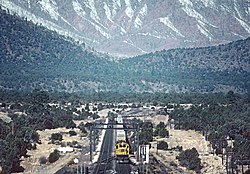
xmin=0 ymin=7 xmax=118 ymax=92
xmin=120 ymin=38 xmax=250 ymax=93
xmin=0 ymin=8 xmax=250 ymax=94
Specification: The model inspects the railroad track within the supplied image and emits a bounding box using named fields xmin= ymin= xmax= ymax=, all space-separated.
xmin=92 ymin=119 xmax=132 ymax=174
xmin=115 ymin=162 xmax=132 ymax=174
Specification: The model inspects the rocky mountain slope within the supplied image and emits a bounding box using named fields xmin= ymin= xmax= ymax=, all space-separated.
xmin=1 ymin=0 xmax=250 ymax=57
xmin=1 ymin=8 xmax=250 ymax=93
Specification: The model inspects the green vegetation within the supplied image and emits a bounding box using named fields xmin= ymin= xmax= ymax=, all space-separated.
xmin=78 ymin=122 xmax=87 ymax=134
xmin=157 ymin=141 xmax=168 ymax=150
xmin=170 ymin=91 xmax=250 ymax=163
xmin=154 ymin=122 xmax=169 ymax=138
xmin=0 ymin=8 xmax=250 ymax=94
xmin=0 ymin=89 xmax=95 ymax=173
xmin=139 ymin=121 xmax=154 ymax=144
xmin=0 ymin=88 xmax=249 ymax=172
xmin=176 ymin=148 xmax=202 ymax=172
xmin=39 ymin=156 xmax=47 ymax=165
xmin=51 ymin=133 xmax=63 ymax=142
xmin=48 ymin=149 xmax=60 ymax=163
xmin=0 ymin=8 xmax=118 ymax=93
xmin=68 ymin=130 xmax=77 ymax=136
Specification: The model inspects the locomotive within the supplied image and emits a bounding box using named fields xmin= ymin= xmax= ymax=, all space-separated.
xmin=115 ymin=140 xmax=130 ymax=163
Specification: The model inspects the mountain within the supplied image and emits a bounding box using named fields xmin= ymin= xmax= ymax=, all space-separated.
xmin=0 ymin=8 xmax=250 ymax=94
xmin=120 ymin=38 xmax=250 ymax=93
xmin=1 ymin=0 xmax=250 ymax=57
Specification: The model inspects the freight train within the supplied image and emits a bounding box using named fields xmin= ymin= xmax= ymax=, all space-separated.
xmin=115 ymin=115 xmax=130 ymax=163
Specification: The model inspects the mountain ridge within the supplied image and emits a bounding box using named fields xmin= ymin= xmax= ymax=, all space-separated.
xmin=1 ymin=0 xmax=250 ymax=57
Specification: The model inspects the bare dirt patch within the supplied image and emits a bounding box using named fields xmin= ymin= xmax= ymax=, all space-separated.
xmin=0 ymin=111 xmax=12 ymax=123
xmin=98 ymin=109 xmax=113 ymax=118
xmin=169 ymin=129 xmax=225 ymax=173
xmin=20 ymin=127 xmax=88 ymax=174
xmin=151 ymin=114 xmax=169 ymax=125
xmin=150 ymin=110 xmax=225 ymax=173
xmin=153 ymin=129 xmax=226 ymax=174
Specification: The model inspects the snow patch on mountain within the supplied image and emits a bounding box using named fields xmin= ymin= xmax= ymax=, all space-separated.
xmin=232 ymin=1 xmax=250 ymax=34
xmin=235 ymin=17 xmax=250 ymax=33
xmin=234 ymin=1 xmax=243 ymax=18
xmin=62 ymin=16 xmax=80 ymax=32
xmin=123 ymin=40 xmax=146 ymax=53
xmin=134 ymin=17 xmax=142 ymax=28
xmin=125 ymin=0 xmax=134 ymax=19
xmin=159 ymin=17 xmax=184 ymax=37
xmin=1 ymin=0 xmax=95 ymax=44
xmin=72 ymin=0 xmax=110 ymax=37
xmin=26 ymin=0 xmax=31 ymax=9
xmin=231 ymin=32 xmax=245 ymax=38
xmin=111 ymin=0 xmax=121 ymax=16
xmin=103 ymin=2 xmax=112 ymax=22
xmin=72 ymin=0 xmax=86 ymax=17
xmin=38 ymin=0 xmax=59 ymax=21
xmin=179 ymin=0 xmax=208 ymax=23
xmin=95 ymin=25 xmax=111 ymax=38
xmin=202 ymin=0 xmax=216 ymax=8
xmin=134 ymin=4 xmax=147 ymax=28
xmin=113 ymin=0 xmax=122 ymax=8
xmin=197 ymin=20 xmax=213 ymax=40
xmin=138 ymin=32 xmax=167 ymax=39
xmin=83 ymin=0 xmax=100 ymax=22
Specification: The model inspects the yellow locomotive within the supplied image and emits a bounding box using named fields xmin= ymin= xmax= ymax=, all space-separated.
xmin=115 ymin=140 xmax=130 ymax=163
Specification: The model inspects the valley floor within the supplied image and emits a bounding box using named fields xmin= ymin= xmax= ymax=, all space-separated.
xmin=151 ymin=129 xmax=225 ymax=174
xmin=10 ymin=104 xmax=230 ymax=174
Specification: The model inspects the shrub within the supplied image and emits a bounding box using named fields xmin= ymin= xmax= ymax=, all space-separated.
xmin=154 ymin=122 xmax=169 ymax=138
xmin=157 ymin=141 xmax=168 ymax=150
xmin=69 ymin=130 xmax=77 ymax=136
xmin=78 ymin=122 xmax=87 ymax=133
xmin=51 ymin=133 xmax=63 ymax=142
xmin=39 ymin=156 xmax=47 ymax=165
xmin=176 ymin=148 xmax=202 ymax=172
xmin=48 ymin=150 xmax=60 ymax=163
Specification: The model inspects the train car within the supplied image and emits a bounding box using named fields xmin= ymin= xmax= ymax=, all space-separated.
xmin=115 ymin=140 xmax=130 ymax=163
xmin=117 ymin=129 xmax=126 ymax=141
xmin=115 ymin=115 xmax=130 ymax=163
xmin=116 ymin=115 xmax=126 ymax=141
xmin=116 ymin=115 xmax=123 ymax=124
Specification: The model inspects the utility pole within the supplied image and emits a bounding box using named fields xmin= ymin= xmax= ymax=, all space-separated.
xmin=93 ymin=129 xmax=97 ymax=152
xmin=80 ymin=163 xmax=82 ymax=174
xmin=89 ymin=126 xmax=92 ymax=162
xmin=136 ymin=124 xmax=140 ymax=162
